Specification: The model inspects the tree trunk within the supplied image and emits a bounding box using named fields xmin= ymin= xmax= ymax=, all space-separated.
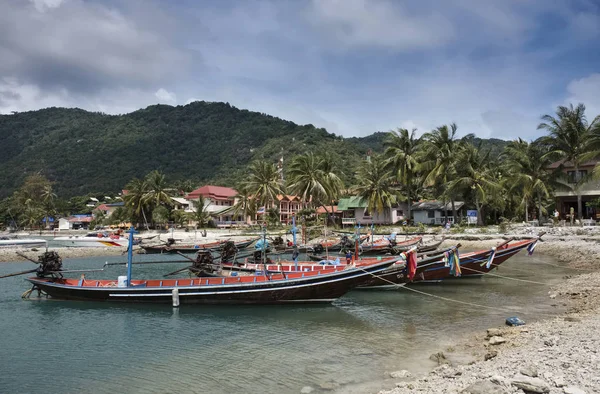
xmin=476 ymin=196 xmax=483 ymax=226
xmin=538 ymin=193 xmax=543 ymax=225
xmin=577 ymin=193 xmax=583 ymax=224
xmin=407 ymin=190 xmax=412 ymax=226
xmin=451 ymin=199 xmax=457 ymax=225
xmin=443 ymin=198 xmax=447 ymax=224
xmin=525 ymin=200 xmax=529 ymax=222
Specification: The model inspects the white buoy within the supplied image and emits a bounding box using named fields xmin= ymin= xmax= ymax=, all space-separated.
xmin=172 ymin=288 xmax=180 ymax=307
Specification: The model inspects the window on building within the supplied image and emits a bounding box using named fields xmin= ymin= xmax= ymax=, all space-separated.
xmin=427 ymin=210 xmax=435 ymax=218
xmin=364 ymin=209 xmax=371 ymax=217
xmin=567 ymin=170 xmax=588 ymax=183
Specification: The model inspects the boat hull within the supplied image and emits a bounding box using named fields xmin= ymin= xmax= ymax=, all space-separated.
xmin=414 ymin=239 xmax=535 ymax=282
xmin=25 ymin=258 xmax=399 ymax=304
xmin=52 ymin=237 xmax=129 ymax=248
xmin=141 ymin=239 xmax=256 ymax=254
xmin=0 ymin=239 xmax=47 ymax=249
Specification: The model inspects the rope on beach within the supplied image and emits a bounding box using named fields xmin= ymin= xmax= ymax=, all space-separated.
xmin=460 ymin=266 xmax=550 ymax=285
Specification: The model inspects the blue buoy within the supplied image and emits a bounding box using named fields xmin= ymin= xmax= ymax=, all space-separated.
xmin=506 ymin=316 xmax=525 ymax=326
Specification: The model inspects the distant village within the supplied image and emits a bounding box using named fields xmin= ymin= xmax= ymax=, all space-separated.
xmin=54 ymin=185 xmax=468 ymax=231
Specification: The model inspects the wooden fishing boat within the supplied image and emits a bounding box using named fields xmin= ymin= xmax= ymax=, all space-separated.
xmin=220 ymin=248 xmax=447 ymax=290
xmin=307 ymin=237 xmax=441 ymax=260
xmin=360 ymin=236 xmax=422 ymax=255
xmin=140 ymin=238 xmax=256 ymax=254
xmin=24 ymin=257 xmax=401 ymax=304
xmin=416 ymin=238 xmax=444 ymax=253
xmin=414 ymin=238 xmax=539 ymax=283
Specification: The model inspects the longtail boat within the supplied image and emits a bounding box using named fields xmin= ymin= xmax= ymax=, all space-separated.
xmin=23 ymin=257 xmax=401 ymax=304
xmin=415 ymin=238 xmax=444 ymax=253
xmin=140 ymin=238 xmax=256 ymax=254
xmin=19 ymin=227 xmax=404 ymax=304
xmin=307 ymin=237 xmax=441 ymax=261
xmin=220 ymin=247 xmax=445 ymax=290
xmin=359 ymin=236 xmax=422 ymax=255
xmin=414 ymin=237 xmax=540 ymax=283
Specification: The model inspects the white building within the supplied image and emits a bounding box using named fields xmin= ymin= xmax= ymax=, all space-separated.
xmin=337 ymin=196 xmax=408 ymax=226
xmin=411 ymin=201 xmax=465 ymax=225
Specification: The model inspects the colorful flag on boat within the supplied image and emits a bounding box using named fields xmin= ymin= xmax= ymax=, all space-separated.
xmin=448 ymin=249 xmax=461 ymax=277
xmin=482 ymin=247 xmax=497 ymax=269
xmin=527 ymin=240 xmax=538 ymax=255
xmin=257 ymin=206 xmax=266 ymax=215
xmin=407 ymin=249 xmax=418 ymax=281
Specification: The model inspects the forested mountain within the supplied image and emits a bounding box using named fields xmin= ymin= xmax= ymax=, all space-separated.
xmin=0 ymin=102 xmax=508 ymax=198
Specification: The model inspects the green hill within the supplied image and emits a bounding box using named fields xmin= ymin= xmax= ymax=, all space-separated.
xmin=0 ymin=102 xmax=509 ymax=198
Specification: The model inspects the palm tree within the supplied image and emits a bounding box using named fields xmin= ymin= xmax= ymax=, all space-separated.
xmin=420 ymin=123 xmax=472 ymax=223
xmin=123 ymin=178 xmax=150 ymax=229
xmin=448 ymin=143 xmax=502 ymax=225
xmin=194 ymin=195 xmax=212 ymax=229
xmin=503 ymin=138 xmax=554 ymax=222
xmin=144 ymin=170 xmax=173 ymax=209
xmin=21 ymin=202 xmax=44 ymax=231
xmin=384 ymin=128 xmax=420 ymax=224
xmin=538 ymin=103 xmax=600 ymax=220
xmin=287 ymin=152 xmax=344 ymax=218
xmin=354 ymin=155 xmax=398 ymax=221
xmin=232 ymin=184 xmax=256 ymax=223
xmin=244 ymin=160 xmax=285 ymax=209
xmin=41 ymin=184 xmax=57 ymax=230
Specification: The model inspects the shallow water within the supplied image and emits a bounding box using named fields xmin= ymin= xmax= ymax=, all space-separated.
xmin=0 ymin=251 xmax=569 ymax=393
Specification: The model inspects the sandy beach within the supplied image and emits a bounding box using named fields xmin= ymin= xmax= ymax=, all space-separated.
xmin=379 ymin=229 xmax=600 ymax=394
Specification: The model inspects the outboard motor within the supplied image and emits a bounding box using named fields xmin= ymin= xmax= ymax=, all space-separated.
xmin=36 ymin=251 xmax=63 ymax=278
xmin=191 ymin=250 xmax=216 ymax=276
xmin=220 ymin=241 xmax=238 ymax=263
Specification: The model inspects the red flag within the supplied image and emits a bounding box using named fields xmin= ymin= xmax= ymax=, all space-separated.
xmin=407 ymin=250 xmax=417 ymax=281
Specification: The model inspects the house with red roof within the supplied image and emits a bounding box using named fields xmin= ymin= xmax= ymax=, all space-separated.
xmin=185 ymin=185 xmax=243 ymax=225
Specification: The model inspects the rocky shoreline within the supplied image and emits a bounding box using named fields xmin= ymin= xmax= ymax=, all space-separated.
xmin=379 ymin=234 xmax=600 ymax=394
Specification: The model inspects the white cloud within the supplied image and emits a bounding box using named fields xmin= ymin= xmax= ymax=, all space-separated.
xmin=566 ymin=73 xmax=600 ymax=117
xmin=155 ymin=88 xmax=176 ymax=104
xmin=308 ymin=0 xmax=454 ymax=51
xmin=29 ymin=0 xmax=65 ymax=12
xmin=0 ymin=1 xmax=188 ymax=90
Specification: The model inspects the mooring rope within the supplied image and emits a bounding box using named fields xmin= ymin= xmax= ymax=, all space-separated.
xmin=351 ymin=264 xmax=557 ymax=316
xmin=526 ymin=256 xmax=595 ymax=272
xmin=459 ymin=266 xmax=550 ymax=285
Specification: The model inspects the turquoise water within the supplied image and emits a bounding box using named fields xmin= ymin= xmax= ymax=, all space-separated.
xmin=0 ymin=251 xmax=568 ymax=393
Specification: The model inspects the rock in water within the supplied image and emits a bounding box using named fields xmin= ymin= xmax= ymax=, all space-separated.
xmin=429 ymin=352 xmax=451 ymax=365
xmin=511 ymin=374 xmax=550 ymax=393
xmin=563 ymin=387 xmax=586 ymax=394
xmin=489 ymin=336 xmax=507 ymax=345
xmin=461 ymin=380 xmax=509 ymax=394
xmin=389 ymin=370 xmax=412 ymax=379
xmin=300 ymin=387 xmax=314 ymax=394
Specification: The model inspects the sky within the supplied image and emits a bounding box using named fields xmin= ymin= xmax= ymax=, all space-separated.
xmin=0 ymin=0 xmax=599 ymax=140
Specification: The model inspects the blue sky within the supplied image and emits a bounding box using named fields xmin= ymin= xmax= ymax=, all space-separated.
xmin=0 ymin=0 xmax=599 ymax=140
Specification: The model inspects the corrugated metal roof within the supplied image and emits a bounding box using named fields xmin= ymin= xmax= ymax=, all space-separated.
xmin=338 ymin=196 xmax=367 ymax=211
xmin=411 ymin=201 xmax=465 ymax=211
